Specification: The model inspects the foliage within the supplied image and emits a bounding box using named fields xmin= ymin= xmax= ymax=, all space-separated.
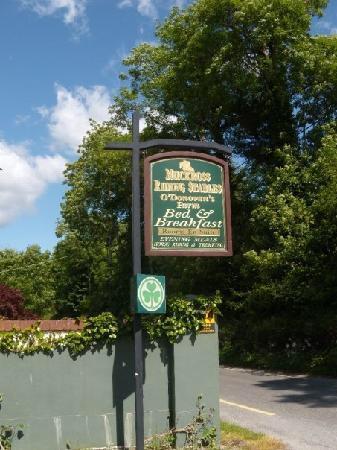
xmin=110 ymin=0 xmax=337 ymax=376
xmin=0 ymin=246 xmax=54 ymax=317
xmin=0 ymin=294 xmax=219 ymax=356
xmin=145 ymin=395 xmax=216 ymax=449
xmin=0 ymin=285 xmax=36 ymax=320
xmin=52 ymin=233 xmax=93 ymax=317
xmin=220 ymin=124 xmax=337 ymax=370
xmin=54 ymin=119 xmax=224 ymax=318
xmin=0 ymin=313 xmax=118 ymax=357
xmin=54 ymin=121 xmax=132 ymax=317
xmin=0 ymin=423 xmax=23 ymax=450
xmin=0 ymin=423 xmax=19 ymax=450
xmin=51 ymin=0 xmax=337 ymax=334
xmin=143 ymin=294 xmax=221 ymax=343
xmin=219 ymin=345 xmax=337 ymax=377
xmin=182 ymin=395 xmax=216 ymax=448
xmin=0 ymin=395 xmax=23 ymax=450
xmin=145 ymin=431 xmax=175 ymax=450
xmin=118 ymin=0 xmax=332 ymax=164
xmin=2 ymin=0 xmax=337 ymax=378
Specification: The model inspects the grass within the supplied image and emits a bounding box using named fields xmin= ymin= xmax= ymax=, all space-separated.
xmin=221 ymin=421 xmax=286 ymax=450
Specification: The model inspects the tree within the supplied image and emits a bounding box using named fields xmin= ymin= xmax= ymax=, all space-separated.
xmin=223 ymin=124 xmax=337 ymax=361
xmin=0 ymin=246 xmax=55 ymax=317
xmin=52 ymin=233 xmax=92 ymax=317
xmin=54 ymin=0 xmax=337 ymax=347
xmin=0 ymin=284 xmax=37 ymax=319
xmin=111 ymin=0 xmax=337 ymax=371
xmin=118 ymin=0 xmax=331 ymax=164
xmin=54 ymin=121 xmax=133 ymax=316
xmin=54 ymin=116 xmax=239 ymax=316
xmin=292 ymin=34 xmax=337 ymax=148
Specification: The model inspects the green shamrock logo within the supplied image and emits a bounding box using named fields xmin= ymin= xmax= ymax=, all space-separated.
xmin=138 ymin=277 xmax=165 ymax=312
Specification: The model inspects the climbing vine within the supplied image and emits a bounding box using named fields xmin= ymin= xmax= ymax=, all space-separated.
xmin=0 ymin=313 xmax=118 ymax=357
xmin=0 ymin=295 xmax=220 ymax=356
xmin=143 ymin=294 xmax=221 ymax=343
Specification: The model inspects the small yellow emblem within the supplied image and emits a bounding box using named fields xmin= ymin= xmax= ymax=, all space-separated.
xmin=179 ymin=160 xmax=195 ymax=172
xmin=199 ymin=311 xmax=216 ymax=333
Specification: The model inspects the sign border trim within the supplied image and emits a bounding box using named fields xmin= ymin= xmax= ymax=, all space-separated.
xmin=144 ymin=151 xmax=233 ymax=257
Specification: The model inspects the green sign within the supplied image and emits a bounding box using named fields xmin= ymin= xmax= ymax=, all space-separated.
xmin=144 ymin=152 xmax=232 ymax=256
xmin=132 ymin=274 xmax=166 ymax=314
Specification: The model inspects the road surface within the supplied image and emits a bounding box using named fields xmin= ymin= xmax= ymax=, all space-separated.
xmin=219 ymin=367 xmax=337 ymax=450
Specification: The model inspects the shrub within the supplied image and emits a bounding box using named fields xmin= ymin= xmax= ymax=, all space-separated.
xmin=0 ymin=285 xmax=37 ymax=319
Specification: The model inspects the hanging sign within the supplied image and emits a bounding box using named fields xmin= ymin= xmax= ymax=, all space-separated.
xmin=144 ymin=151 xmax=232 ymax=256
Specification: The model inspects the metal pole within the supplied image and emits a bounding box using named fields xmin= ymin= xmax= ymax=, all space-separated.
xmin=132 ymin=111 xmax=145 ymax=450
xmin=104 ymin=115 xmax=231 ymax=449
xmin=167 ymin=342 xmax=176 ymax=446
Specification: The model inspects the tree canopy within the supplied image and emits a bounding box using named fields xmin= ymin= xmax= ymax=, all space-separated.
xmin=224 ymin=125 xmax=337 ymax=359
xmin=0 ymin=246 xmax=54 ymax=317
xmin=53 ymin=122 xmax=132 ymax=316
xmin=53 ymin=0 xmax=337 ymax=372
xmin=0 ymin=284 xmax=37 ymax=319
xmin=2 ymin=0 xmax=337 ymax=375
xmin=118 ymin=0 xmax=333 ymax=163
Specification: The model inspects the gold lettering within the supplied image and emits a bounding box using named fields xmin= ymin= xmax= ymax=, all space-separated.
xmin=165 ymin=168 xmax=212 ymax=182
xmin=153 ymin=181 xmax=185 ymax=193
xmin=158 ymin=228 xmax=220 ymax=236
xmin=188 ymin=182 xmax=222 ymax=194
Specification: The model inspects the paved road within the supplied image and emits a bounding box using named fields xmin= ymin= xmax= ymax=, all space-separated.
xmin=219 ymin=367 xmax=337 ymax=450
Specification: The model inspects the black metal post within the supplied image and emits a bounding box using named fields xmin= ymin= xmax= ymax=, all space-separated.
xmin=104 ymin=113 xmax=231 ymax=450
xmin=132 ymin=111 xmax=145 ymax=450
xmin=167 ymin=342 xmax=176 ymax=446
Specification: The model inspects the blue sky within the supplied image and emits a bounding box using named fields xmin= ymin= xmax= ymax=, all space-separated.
xmin=0 ymin=0 xmax=336 ymax=252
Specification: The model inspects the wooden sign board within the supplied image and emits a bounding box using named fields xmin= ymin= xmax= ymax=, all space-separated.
xmin=144 ymin=151 xmax=232 ymax=257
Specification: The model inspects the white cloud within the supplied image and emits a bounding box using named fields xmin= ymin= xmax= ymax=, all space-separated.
xmin=137 ymin=0 xmax=157 ymax=18
xmin=39 ymin=84 xmax=111 ymax=153
xmin=20 ymin=0 xmax=88 ymax=35
xmin=118 ymin=0 xmax=157 ymax=19
xmin=118 ymin=0 xmax=186 ymax=20
xmin=35 ymin=106 xmax=49 ymax=119
xmin=0 ymin=140 xmax=66 ymax=226
xmin=118 ymin=0 xmax=132 ymax=7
